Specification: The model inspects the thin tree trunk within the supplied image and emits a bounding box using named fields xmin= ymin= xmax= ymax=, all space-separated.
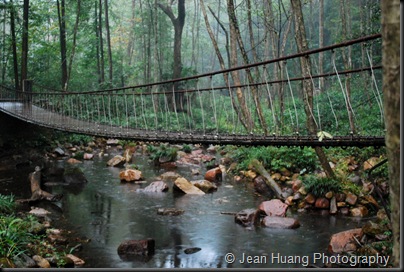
xmin=318 ymin=0 xmax=324 ymax=92
xmin=20 ymin=0 xmax=29 ymax=88
xmin=381 ymin=0 xmax=400 ymax=267
xmin=10 ymin=0 xmax=20 ymax=90
xmin=104 ymin=0 xmax=113 ymax=85
xmin=56 ymin=0 xmax=68 ymax=90
xmin=339 ymin=0 xmax=355 ymax=133
xmin=98 ymin=0 xmax=105 ymax=84
xmin=227 ymin=0 xmax=267 ymax=134
xmin=94 ymin=0 xmax=101 ymax=84
xmin=290 ymin=0 xmax=335 ymax=178
xmin=66 ymin=0 xmax=81 ymax=91
xmin=200 ymin=0 xmax=246 ymax=130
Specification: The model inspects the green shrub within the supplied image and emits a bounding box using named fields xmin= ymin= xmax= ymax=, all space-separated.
xmin=0 ymin=195 xmax=15 ymax=214
xmin=302 ymin=175 xmax=342 ymax=197
xmin=147 ymin=144 xmax=178 ymax=164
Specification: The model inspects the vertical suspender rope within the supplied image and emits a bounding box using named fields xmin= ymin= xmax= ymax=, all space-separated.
xmin=263 ymin=65 xmax=277 ymax=134
xmin=332 ymin=50 xmax=357 ymax=126
xmin=140 ymin=91 xmax=148 ymax=130
xmin=163 ymin=90 xmax=170 ymax=131
xmin=366 ymin=48 xmax=384 ymax=124
xmin=308 ymin=69 xmax=322 ymax=131
xmin=132 ymin=93 xmax=138 ymax=129
xmin=172 ymin=85 xmax=180 ymax=131
xmin=124 ymin=93 xmax=129 ymax=134
xmin=227 ymin=75 xmax=236 ymax=134
xmin=210 ymin=76 xmax=219 ymax=134
xmin=150 ymin=87 xmax=158 ymax=130
xmin=327 ymin=76 xmax=339 ymax=129
xmin=196 ymin=81 xmax=206 ymax=135
xmin=284 ymin=62 xmax=300 ymax=132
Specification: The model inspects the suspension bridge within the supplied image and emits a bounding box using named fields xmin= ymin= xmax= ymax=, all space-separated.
xmin=0 ymin=34 xmax=385 ymax=147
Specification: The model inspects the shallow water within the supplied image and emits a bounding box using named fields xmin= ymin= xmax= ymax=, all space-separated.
xmin=39 ymin=153 xmax=363 ymax=268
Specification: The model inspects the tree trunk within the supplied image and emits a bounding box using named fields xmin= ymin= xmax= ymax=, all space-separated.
xmin=56 ymin=0 xmax=68 ymax=90
xmin=226 ymin=0 xmax=253 ymax=132
xmin=339 ymin=0 xmax=355 ymax=133
xmin=200 ymin=0 xmax=246 ymax=130
xmin=158 ymin=0 xmax=185 ymax=111
xmin=318 ymin=0 xmax=324 ymax=92
xmin=227 ymin=0 xmax=268 ymax=135
xmin=95 ymin=0 xmax=101 ymax=84
xmin=290 ymin=0 xmax=335 ymax=178
xmin=104 ymin=0 xmax=113 ymax=85
xmin=381 ymin=0 xmax=400 ymax=267
xmin=20 ymin=0 xmax=29 ymax=88
xmin=66 ymin=0 xmax=81 ymax=91
xmin=251 ymin=159 xmax=284 ymax=200
xmin=17 ymin=167 xmax=62 ymax=203
xmin=10 ymin=0 xmax=20 ymax=90
xmin=98 ymin=0 xmax=105 ymax=84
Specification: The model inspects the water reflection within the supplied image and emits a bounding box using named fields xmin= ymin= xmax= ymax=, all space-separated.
xmin=52 ymin=155 xmax=361 ymax=268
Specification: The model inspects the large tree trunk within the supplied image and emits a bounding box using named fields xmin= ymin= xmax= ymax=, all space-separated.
xmin=98 ymin=0 xmax=105 ymax=84
xmin=290 ymin=0 xmax=335 ymax=178
xmin=318 ymin=0 xmax=324 ymax=92
xmin=56 ymin=0 xmax=68 ymax=90
xmin=66 ymin=0 xmax=81 ymax=91
xmin=381 ymin=0 xmax=400 ymax=267
xmin=158 ymin=0 xmax=186 ymax=111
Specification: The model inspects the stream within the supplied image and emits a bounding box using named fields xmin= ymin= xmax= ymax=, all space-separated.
xmin=7 ymin=150 xmax=364 ymax=268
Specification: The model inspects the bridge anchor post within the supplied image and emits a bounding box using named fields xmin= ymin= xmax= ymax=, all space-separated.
xmin=22 ymin=79 xmax=33 ymax=102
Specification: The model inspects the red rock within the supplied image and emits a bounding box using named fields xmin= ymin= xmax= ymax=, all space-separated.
xmin=261 ymin=216 xmax=300 ymax=229
xmin=345 ymin=193 xmax=358 ymax=205
xmin=315 ymin=197 xmax=330 ymax=209
xmin=335 ymin=193 xmax=346 ymax=202
xmin=191 ymin=180 xmax=217 ymax=193
xmin=119 ymin=169 xmax=143 ymax=182
xmin=271 ymin=173 xmax=282 ymax=181
xmin=305 ymin=193 xmax=316 ymax=204
xmin=258 ymin=199 xmax=288 ymax=217
xmin=66 ymin=254 xmax=85 ymax=266
xmin=328 ymin=228 xmax=363 ymax=253
xmin=67 ymin=158 xmax=82 ymax=164
xmin=107 ymin=155 xmax=126 ymax=167
xmin=83 ymin=153 xmax=93 ymax=160
xmin=117 ymin=239 xmax=155 ymax=256
xmin=204 ymin=167 xmax=222 ymax=182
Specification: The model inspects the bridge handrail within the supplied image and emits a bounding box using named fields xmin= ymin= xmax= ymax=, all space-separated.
xmin=28 ymin=33 xmax=381 ymax=95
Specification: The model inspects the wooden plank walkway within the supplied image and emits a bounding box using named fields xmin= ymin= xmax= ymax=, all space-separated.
xmin=0 ymin=102 xmax=385 ymax=147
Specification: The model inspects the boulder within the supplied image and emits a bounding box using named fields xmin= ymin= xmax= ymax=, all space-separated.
xmin=345 ymin=193 xmax=358 ymax=206
xmin=107 ymin=155 xmax=126 ymax=167
xmin=157 ymin=208 xmax=184 ymax=216
xmin=143 ymin=181 xmax=169 ymax=192
xmin=304 ymin=193 xmax=316 ymax=204
xmin=328 ymin=228 xmax=363 ymax=253
xmin=119 ymin=169 xmax=143 ymax=182
xmin=191 ymin=180 xmax=217 ymax=193
xmin=54 ymin=147 xmax=65 ymax=156
xmin=159 ymin=171 xmax=181 ymax=182
xmin=363 ymin=157 xmax=380 ymax=171
xmin=258 ymin=199 xmax=288 ymax=217
xmin=117 ymin=239 xmax=155 ymax=256
xmin=253 ymin=176 xmax=275 ymax=198
xmin=66 ymin=158 xmax=82 ymax=164
xmin=261 ymin=216 xmax=300 ymax=229
xmin=292 ymin=179 xmax=302 ymax=192
xmin=350 ymin=206 xmax=368 ymax=217
xmin=63 ymin=167 xmax=87 ymax=184
xmin=184 ymin=247 xmax=202 ymax=254
xmin=315 ymin=197 xmax=330 ymax=209
xmin=83 ymin=153 xmax=94 ymax=160
xmin=235 ymin=208 xmax=261 ymax=227
xmin=204 ymin=167 xmax=222 ymax=182
xmin=173 ymin=178 xmax=205 ymax=195
xmin=329 ymin=196 xmax=338 ymax=215
xmin=32 ymin=255 xmax=51 ymax=268
xmin=362 ymin=221 xmax=387 ymax=237
xmin=66 ymin=254 xmax=85 ymax=266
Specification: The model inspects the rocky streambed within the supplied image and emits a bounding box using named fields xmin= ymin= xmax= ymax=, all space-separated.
xmin=0 ymin=139 xmax=393 ymax=268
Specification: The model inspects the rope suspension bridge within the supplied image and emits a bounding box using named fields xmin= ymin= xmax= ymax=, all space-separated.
xmin=0 ymin=34 xmax=385 ymax=147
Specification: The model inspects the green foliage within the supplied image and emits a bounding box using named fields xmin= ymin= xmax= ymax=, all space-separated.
xmin=0 ymin=195 xmax=16 ymax=214
xmin=226 ymin=146 xmax=318 ymax=173
xmin=302 ymin=175 xmax=342 ymax=197
xmin=147 ymin=144 xmax=178 ymax=164
xmin=341 ymin=180 xmax=362 ymax=196
xmin=182 ymin=144 xmax=192 ymax=153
